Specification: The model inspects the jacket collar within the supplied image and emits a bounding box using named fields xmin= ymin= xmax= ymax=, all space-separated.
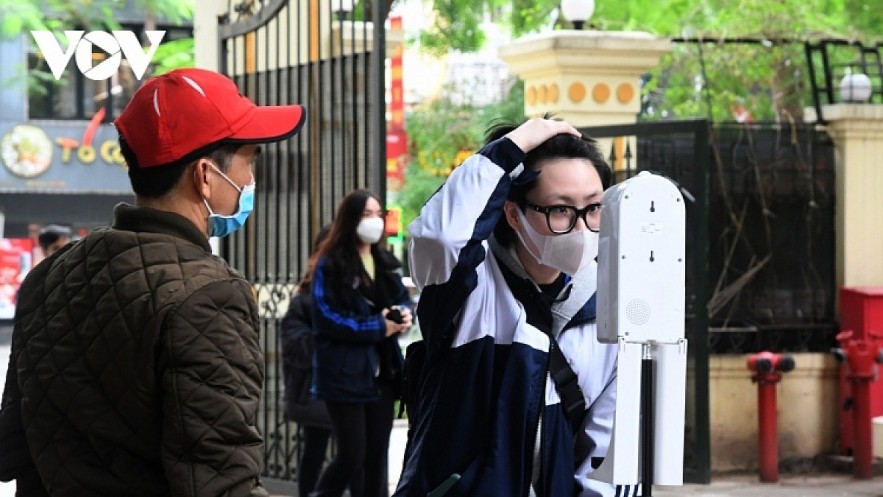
xmin=489 ymin=235 xmax=597 ymax=334
xmin=112 ymin=203 xmax=212 ymax=252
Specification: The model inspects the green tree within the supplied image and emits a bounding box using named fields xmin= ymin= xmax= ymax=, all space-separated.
xmin=0 ymin=0 xmax=194 ymax=93
xmin=398 ymin=81 xmax=525 ymax=228
xmin=411 ymin=0 xmax=882 ymax=121
xmin=398 ymin=94 xmax=473 ymax=229
xmin=0 ymin=0 xmax=192 ymax=38
xmin=415 ymin=0 xmax=881 ymax=53
xmin=150 ymin=37 xmax=195 ymax=75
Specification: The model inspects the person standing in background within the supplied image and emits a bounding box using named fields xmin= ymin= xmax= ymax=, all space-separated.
xmin=36 ymin=224 xmax=71 ymax=258
xmin=302 ymin=189 xmax=413 ymax=497
xmin=280 ymin=226 xmax=333 ymax=497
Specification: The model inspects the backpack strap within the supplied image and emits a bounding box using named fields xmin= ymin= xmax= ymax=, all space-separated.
xmin=548 ymin=337 xmax=591 ymax=463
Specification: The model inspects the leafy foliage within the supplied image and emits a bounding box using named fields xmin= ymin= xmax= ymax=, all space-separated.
xmin=398 ymin=80 xmax=525 ymax=227
xmin=417 ymin=0 xmax=488 ymax=57
xmin=0 ymin=1 xmax=52 ymax=37
xmin=0 ymin=0 xmax=193 ymax=37
xmin=129 ymin=0 xmax=193 ymax=23
xmin=150 ymin=37 xmax=194 ymax=75
xmin=410 ymin=0 xmax=881 ymax=122
xmin=1 ymin=0 xmax=195 ymax=92
xmin=416 ymin=0 xmax=882 ymax=51
xmin=396 ymin=161 xmax=444 ymax=231
xmin=642 ymin=42 xmax=813 ymax=122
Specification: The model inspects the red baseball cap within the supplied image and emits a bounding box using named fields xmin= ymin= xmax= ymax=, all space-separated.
xmin=115 ymin=68 xmax=306 ymax=168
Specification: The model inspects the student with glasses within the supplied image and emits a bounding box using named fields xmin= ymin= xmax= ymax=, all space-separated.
xmin=395 ymin=117 xmax=631 ymax=497
xmin=524 ymin=201 xmax=603 ymax=234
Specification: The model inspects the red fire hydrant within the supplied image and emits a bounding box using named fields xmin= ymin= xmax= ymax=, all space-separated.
xmin=747 ymin=351 xmax=795 ymax=483
xmin=833 ymin=330 xmax=883 ymax=479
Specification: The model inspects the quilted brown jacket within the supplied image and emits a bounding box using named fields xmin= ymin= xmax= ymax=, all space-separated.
xmin=3 ymin=204 xmax=267 ymax=497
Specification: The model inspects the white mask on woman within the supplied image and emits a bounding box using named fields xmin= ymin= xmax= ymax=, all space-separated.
xmin=356 ymin=217 xmax=385 ymax=244
xmin=514 ymin=208 xmax=598 ymax=275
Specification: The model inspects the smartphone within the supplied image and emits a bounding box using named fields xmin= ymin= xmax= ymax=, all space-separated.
xmin=386 ymin=308 xmax=403 ymax=324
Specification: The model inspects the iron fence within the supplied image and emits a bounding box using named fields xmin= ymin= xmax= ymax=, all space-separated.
xmin=805 ymin=39 xmax=883 ymax=122
xmin=705 ymin=122 xmax=837 ymax=354
xmin=216 ymin=0 xmax=387 ymax=487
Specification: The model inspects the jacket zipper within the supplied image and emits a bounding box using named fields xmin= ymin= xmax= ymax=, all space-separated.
xmin=523 ymin=345 xmax=550 ymax=497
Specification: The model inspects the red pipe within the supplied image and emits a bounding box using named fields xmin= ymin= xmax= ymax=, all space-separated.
xmin=852 ymin=378 xmax=873 ymax=479
xmin=756 ymin=371 xmax=782 ymax=483
xmin=747 ymin=351 xmax=795 ymax=483
xmin=834 ymin=331 xmax=880 ymax=479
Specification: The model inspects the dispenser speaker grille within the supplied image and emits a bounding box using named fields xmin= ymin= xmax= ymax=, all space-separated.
xmin=626 ymin=298 xmax=651 ymax=326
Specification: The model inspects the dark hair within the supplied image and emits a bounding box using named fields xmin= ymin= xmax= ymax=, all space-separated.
xmin=38 ymin=224 xmax=71 ymax=251
xmin=301 ymin=189 xmax=383 ymax=297
xmin=122 ymin=138 xmax=242 ymax=198
xmin=486 ymin=117 xmax=612 ymax=247
xmin=297 ymin=225 xmax=331 ymax=293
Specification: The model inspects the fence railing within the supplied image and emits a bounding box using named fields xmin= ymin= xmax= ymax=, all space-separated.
xmin=805 ymin=39 xmax=883 ymax=122
xmin=216 ymin=0 xmax=387 ymax=487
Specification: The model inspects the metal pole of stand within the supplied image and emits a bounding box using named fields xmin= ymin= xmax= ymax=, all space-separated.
xmin=641 ymin=346 xmax=654 ymax=497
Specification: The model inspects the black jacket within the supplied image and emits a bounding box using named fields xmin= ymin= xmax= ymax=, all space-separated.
xmin=279 ymin=291 xmax=331 ymax=428
xmin=0 ymin=204 xmax=267 ymax=497
xmin=310 ymin=248 xmax=411 ymax=402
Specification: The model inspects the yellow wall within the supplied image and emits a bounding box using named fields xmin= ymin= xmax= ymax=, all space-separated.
xmin=709 ymin=353 xmax=839 ymax=472
xmin=822 ymin=105 xmax=883 ymax=290
xmin=499 ymin=31 xmax=670 ymax=125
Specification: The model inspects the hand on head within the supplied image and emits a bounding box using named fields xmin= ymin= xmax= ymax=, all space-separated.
xmin=504 ymin=118 xmax=581 ymax=154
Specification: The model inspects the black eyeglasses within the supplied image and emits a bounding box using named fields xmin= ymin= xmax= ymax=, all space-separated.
xmin=524 ymin=201 xmax=603 ymax=234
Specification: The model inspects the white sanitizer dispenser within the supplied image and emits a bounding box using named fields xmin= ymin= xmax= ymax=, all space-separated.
xmin=592 ymin=171 xmax=688 ymax=488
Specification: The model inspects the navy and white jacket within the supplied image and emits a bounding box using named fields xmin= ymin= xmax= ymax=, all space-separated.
xmin=394 ymin=137 xmax=621 ymax=497
xmin=311 ymin=248 xmax=413 ymax=403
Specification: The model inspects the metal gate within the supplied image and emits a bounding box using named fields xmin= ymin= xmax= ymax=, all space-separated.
xmin=216 ymin=0 xmax=388 ymax=488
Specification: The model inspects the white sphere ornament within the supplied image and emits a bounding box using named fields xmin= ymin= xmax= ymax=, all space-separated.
xmin=561 ymin=0 xmax=595 ymax=29
xmin=334 ymin=0 xmax=354 ymax=19
xmin=839 ymin=73 xmax=873 ymax=103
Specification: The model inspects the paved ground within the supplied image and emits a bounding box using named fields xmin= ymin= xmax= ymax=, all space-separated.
xmin=653 ymin=473 xmax=883 ymax=496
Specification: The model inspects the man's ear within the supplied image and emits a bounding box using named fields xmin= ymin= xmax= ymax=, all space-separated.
xmin=503 ymin=200 xmax=520 ymax=230
xmin=193 ymin=159 xmax=213 ymax=199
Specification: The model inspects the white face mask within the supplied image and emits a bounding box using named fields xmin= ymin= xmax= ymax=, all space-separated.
xmin=514 ymin=208 xmax=598 ymax=275
xmin=356 ymin=217 xmax=385 ymax=244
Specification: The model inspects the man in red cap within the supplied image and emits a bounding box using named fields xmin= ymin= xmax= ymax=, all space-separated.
xmin=0 ymin=68 xmax=305 ymax=497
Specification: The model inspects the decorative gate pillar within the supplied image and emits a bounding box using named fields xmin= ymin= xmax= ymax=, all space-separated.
xmin=498 ymin=31 xmax=671 ymax=127
xmin=812 ymin=104 xmax=883 ymax=288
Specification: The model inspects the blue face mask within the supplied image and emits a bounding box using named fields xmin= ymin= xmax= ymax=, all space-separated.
xmin=204 ymin=163 xmax=255 ymax=238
